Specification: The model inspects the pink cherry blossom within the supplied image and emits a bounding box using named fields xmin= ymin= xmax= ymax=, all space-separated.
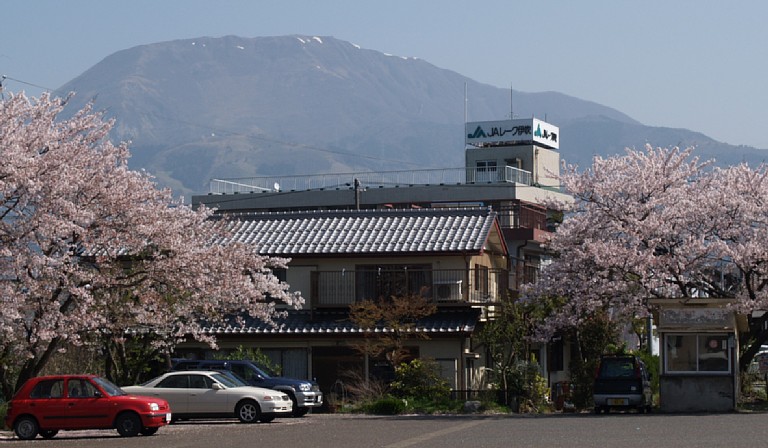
xmin=526 ymin=145 xmax=768 ymax=363
xmin=0 ymin=91 xmax=301 ymax=395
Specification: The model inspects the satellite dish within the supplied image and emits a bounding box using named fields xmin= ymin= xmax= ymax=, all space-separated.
xmin=273 ymin=182 xmax=281 ymax=192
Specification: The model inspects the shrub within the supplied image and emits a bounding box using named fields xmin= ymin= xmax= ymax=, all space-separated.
xmin=508 ymin=361 xmax=549 ymax=412
xmin=390 ymin=359 xmax=450 ymax=401
xmin=367 ymin=396 xmax=406 ymax=415
xmin=339 ymin=369 xmax=389 ymax=406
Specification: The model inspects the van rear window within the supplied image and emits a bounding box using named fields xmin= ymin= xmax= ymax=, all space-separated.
xmin=598 ymin=358 xmax=636 ymax=378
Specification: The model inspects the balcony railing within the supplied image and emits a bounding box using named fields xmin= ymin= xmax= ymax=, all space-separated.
xmin=309 ymin=268 xmax=508 ymax=308
xmin=209 ymin=166 xmax=532 ymax=194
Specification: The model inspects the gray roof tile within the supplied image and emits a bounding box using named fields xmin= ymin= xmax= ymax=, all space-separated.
xmin=217 ymin=207 xmax=497 ymax=256
xmin=201 ymin=309 xmax=480 ymax=335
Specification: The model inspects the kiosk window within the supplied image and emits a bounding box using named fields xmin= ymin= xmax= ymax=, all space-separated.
xmin=665 ymin=333 xmax=729 ymax=373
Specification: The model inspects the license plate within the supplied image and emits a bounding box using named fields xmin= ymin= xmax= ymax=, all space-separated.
xmin=608 ymin=398 xmax=628 ymax=406
xmin=166 ymin=413 xmax=172 ymax=422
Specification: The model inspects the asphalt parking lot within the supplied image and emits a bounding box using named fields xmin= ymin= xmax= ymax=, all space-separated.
xmin=3 ymin=412 xmax=768 ymax=447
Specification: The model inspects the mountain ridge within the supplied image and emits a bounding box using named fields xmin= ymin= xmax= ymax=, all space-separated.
xmin=53 ymin=35 xmax=768 ymax=197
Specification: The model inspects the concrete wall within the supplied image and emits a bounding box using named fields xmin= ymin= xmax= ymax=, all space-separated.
xmin=659 ymin=375 xmax=734 ymax=412
xmin=465 ymin=144 xmax=561 ymax=189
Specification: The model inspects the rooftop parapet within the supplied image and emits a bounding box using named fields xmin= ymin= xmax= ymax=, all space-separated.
xmin=209 ymin=166 xmax=533 ymax=195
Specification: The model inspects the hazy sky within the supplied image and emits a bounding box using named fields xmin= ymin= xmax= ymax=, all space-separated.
xmin=2 ymin=0 xmax=766 ymax=148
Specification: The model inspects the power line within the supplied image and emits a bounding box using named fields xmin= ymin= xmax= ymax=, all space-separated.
xmin=0 ymin=75 xmax=54 ymax=92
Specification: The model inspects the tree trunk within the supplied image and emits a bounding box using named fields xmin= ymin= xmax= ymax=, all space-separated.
xmin=15 ymin=337 xmax=61 ymax=392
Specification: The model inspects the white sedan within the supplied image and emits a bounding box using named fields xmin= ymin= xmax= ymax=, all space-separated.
xmin=123 ymin=370 xmax=292 ymax=423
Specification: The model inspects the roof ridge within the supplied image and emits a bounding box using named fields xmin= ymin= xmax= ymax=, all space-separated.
xmin=226 ymin=206 xmax=495 ymax=221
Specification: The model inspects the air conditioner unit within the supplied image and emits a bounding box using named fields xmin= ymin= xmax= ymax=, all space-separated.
xmin=434 ymin=280 xmax=462 ymax=302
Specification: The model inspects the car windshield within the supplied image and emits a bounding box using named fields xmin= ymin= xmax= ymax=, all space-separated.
xmin=216 ymin=370 xmax=249 ymax=387
xmin=211 ymin=372 xmax=240 ymax=388
xmin=93 ymin=376 xmax=127 ymax=396
xmin=253 ymin=364 xmax=274 ymax=378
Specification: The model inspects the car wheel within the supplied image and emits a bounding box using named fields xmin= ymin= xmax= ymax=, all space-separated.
xmin=14 ymin=416 xmax=39 ymax=440
xmin=140 ymin=427 xmax=159 ymax=436
xmin=287 ymin=394 xmax=305 ymax=418
xmin=115 ymin=412 xmax=142 ymax=437
xmin=259 ymin=415 xmax=275 ymax=423
xmin=293 ymin=406 xmax=309 ymax=417
xmin=39 ymin=429 xmax=59 ymax=439
xmin=593 ymin=406 xmax=601 ymax=414
xmin=236 ymin=399 xmax=261 ymax=423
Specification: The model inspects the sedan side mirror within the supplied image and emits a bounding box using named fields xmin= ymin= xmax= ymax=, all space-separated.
xmin=212 ymin=383 xmax=224 ymax=390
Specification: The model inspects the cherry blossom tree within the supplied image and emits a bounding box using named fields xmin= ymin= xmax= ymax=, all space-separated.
xmin=0 ymin=91 xmax=301 ymax=397
xmin=526 ymin=145 xmax=768 ymax=370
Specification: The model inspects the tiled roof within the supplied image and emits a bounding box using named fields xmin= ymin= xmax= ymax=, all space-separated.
xmin=201 ymin=309 xmax=480 ymax=335
xmin=216 ymin=207 xmax=497 ymax=256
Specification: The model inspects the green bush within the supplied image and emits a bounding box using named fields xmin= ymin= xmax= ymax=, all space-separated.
xmin=634 ymin=351 xmax=660 ymax=401
xmin=408 ymin=396 xmax=465 ymax=414
xmin=367 ymin=396 xmax=406 ymax=415
xmin=390 ymin=359 xmax=451 ymax=401
xmin=508 ymin=361 xmax=549 ymax=412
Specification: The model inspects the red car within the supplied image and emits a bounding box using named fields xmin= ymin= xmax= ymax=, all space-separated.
xmin=4 ymin=374 xmax=171 ymax=440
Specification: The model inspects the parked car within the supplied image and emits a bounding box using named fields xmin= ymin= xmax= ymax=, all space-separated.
xmin=3 ymin=374 xmax=171 ymax=440
xmin=593 ymin=354 xmax=653 ymax=414
xmin=122 ymin=370 xmax=292 ymax=423
xmin=170 ymin=358 xmax=323 ymax=417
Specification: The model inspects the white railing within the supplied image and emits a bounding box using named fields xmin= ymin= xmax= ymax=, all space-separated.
xmin=209 ymin=166 xmax=532 ymax=194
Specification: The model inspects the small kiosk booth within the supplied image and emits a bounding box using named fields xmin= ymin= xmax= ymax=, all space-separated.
xmin=652 ymin=298 xmax=747 ymax=412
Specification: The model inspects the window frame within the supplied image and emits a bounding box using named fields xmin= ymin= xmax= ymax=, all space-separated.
xmin=664 ymin=333 xmax=731 ymax=374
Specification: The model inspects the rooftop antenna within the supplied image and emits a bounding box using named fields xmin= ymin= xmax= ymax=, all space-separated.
xmin=464 ymin=82 xmax=468 ymax=124
xmin=510 ymin=83 xmax=514 ymax=119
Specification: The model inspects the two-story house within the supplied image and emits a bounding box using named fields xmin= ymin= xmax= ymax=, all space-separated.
xmin=176 ymin=206 xmax=508 ymax=398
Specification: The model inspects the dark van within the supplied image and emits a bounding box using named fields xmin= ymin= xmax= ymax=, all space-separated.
xmin=593 ymin=354 xmax=652 ymax=414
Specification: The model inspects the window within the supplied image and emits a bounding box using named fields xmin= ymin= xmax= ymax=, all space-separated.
xmin=355 ymin=264 xmax=432 ymax=301
xmin=262 ymin=348 xmax=309 ymax=379
xmin=67 ymin=379 xmax=97 ymax=398
xmin=475 ymin=160 xmax=498 ymax=183
xmin=188 ymin=374 xmax=211 ymax=389
xmin=474 ymin=265 xmax=488 ymax=294
xmin=476 ymin=160 xmax=497 ymax=172
xmin=665 ymin=333 xmax=730 ymax=373
xmin=31 ymin=379 xmax=64 ymax=399
xmin=158 ymin=375 xmax=190 ymax=388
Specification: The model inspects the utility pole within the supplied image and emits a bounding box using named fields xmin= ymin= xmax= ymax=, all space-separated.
xmin=354 ymin=178 xmax=361 ymax=210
